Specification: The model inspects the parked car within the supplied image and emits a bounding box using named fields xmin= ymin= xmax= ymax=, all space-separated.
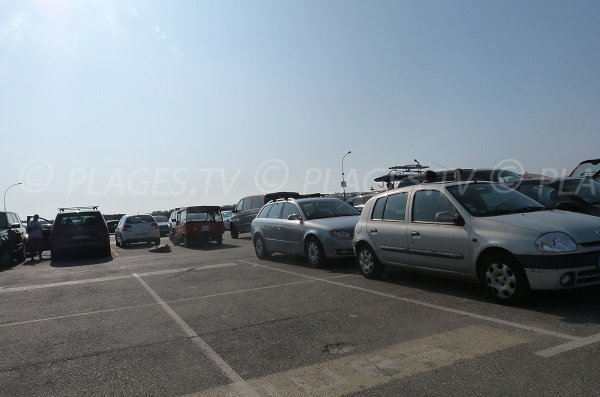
xmin=230 ymin=192 xmax=301 ymax=239
xmin=221 ymin=210 xmax=233 ymax=230
xmin=346 ymin=193 xmax=376 ymax=212
xmin=512 ymin=177 xmax=600 ymax=217
xmin=170 ymin=206 xmax=224 ymax=247
xmin=353 ymin=181 xmax=600 ymax=305
xmin=115 ymin=214 xmax=161 ymax=248
xmin=394 ymin=168 xmax=523 ymax=188
xmin=569 ymin=158 xmax=600 ymax=180
xmin=105 ymin=220 xmax=119 ymax=234
xmin=50 ymin=207 xmax=111 ymax=260
xmin=0 ymin=211 xmax=27 ymax=266
xmin=251 ymin=197 xmax=360 ymax=267
xmin=152 ymin=215 xmax=171 ymax=236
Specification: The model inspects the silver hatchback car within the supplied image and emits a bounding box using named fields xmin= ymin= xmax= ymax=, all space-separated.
xmin=353 ymin=181 xmax=600 ymax=304
xmin=251 ymin=197 xmax=360 ymax=267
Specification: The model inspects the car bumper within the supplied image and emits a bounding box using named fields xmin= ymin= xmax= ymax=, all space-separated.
xmin=323 ymin=239 xmax=355 ymax=258
xmin=517 ymin=251 xmax=600 ymax=290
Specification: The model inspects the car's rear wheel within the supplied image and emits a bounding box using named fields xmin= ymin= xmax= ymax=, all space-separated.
xmin=115 ymin=235 xmax=121 ymax=247
xmin=305 ymin=237 xmax=325 ymax=268
xmin=153 ymin=238 xmax=160 ymax=246
xmin=357 ymin=244 xmax=383 ymax=279
xmin=16 ymin=243 xmax=26 ymax=261
xmin=253 ymin=236 xmax=270 ymax=259
xmin=479 ymin=253 xmax=530 ymax=305
xmin=230 ymin=224 xmax=239 ymax=239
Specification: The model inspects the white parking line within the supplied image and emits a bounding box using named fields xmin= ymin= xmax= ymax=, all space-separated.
xmin=111 ymin=248 xmax=120 ymax=257
xmin=0 ymin=263 xmax=239 ymax=294
xmin=239 ymin=260 xmax=581 ymax=343
xmin=133 ymin=273 xmax=259 ymax=397
xmin=535 ymin=332 xmax=600 ymax=357
xmin=0 ymin=274 xmax=351 ymax=329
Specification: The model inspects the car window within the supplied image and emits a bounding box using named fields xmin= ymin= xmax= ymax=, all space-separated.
xmin=383 ymin=192 xmax=408 ymax=222
xmin=0 ymin=214 xmax=8 ymax=229
xmin=251 ymin=196 xmax=264 ymax=209
xmin=371 ymin=197 xmax=387 ymax=220
xmin=281 ymin=202 xmax=299 ymax=220
xmin=447 ymin=183 xmax=545 ymax=216
xmin=256 ymin=205 xmax=271 ymax=218
xmin=126 ymin=215 xmax=155 ymax=224
xmin=559 ymin=179 xmax=600 ymax=205
xmin=56 ymin=212 xmax=103 ymax=226
xmin=266 ymin=202 xmax=284 ymax=219
xmin=298 ymin=199 xmax=359 ymax=220
xmin=412 ymin=190 xmax=456 ymax=223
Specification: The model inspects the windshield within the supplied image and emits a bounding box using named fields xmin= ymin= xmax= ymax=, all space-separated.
xmin=153 ymin=215 xmax=168 ymax=222
xmin=298 ymin=199 xmax=360 ymax=220
xmin=447 ymin=183 xmax=546 ymax=217
xmin=570 ymin=159 xmax=600 ymax=179
xmin=556 ymin=179 xmax=600 ymax=205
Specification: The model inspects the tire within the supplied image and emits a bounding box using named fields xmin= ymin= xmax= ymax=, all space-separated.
xmin=115 ymin=235 xmax=121 ymax=247
xmin=0 ymin=248 xmax=13 ymax=267
xmin=253 ymin=235 xmax=270 ymax=259
xmin=357 ymin=244 xmax=383 ymax=279
xmin=305 ymin=237 xmax=325 ymax=268
xmin=16 ymin=243 xmax=26 ymax=261
xmin=479 ymin=253 xmax=531 ymax=305
xmin=230 ymin=224 xmax=239 ymax=239
xmin=121 ymin=239 xmax=128 ymax=248
xmin=153 ymin=238 xmax=160 ymax=246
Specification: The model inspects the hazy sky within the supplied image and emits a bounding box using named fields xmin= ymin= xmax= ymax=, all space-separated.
xmin=2 ymin=0 xmax=599 ymax=218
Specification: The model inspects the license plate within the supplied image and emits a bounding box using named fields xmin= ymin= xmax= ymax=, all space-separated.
xmin=72 ymin=235 xmax=89 ymax=240
xmin=201 ymin=225 xmax=209 ymax=232
xmin=135 ymin=232 xmax=148 ymax=237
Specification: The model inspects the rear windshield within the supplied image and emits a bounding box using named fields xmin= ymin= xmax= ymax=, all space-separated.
xmin=56 ymin=212 xmax=104 ymax=226
xmin=187 ymin=210 xmax=221 ymax=221
xmin=125 ymin=215 xmax=156 ymax=224
xmin=153 ymin=216 xmax=168 ymax=222
xmin=298 ymin=199 xmax=360 ymax=220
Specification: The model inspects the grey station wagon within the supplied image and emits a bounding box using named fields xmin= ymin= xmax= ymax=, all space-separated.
xmin=353 ymin=181 xmax=600 ymax=304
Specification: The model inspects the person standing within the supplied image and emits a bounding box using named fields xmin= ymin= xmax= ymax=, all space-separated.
xmin=27 ymin=214 xmax=43 ymax=261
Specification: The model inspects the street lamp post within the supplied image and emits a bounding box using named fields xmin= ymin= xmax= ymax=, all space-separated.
xmin=3 ymin=182 xmax=22 ymax=212
xmin=341 ymin=150 xmax=351 ymax=200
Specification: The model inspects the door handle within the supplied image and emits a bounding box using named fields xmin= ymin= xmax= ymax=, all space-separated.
xmin=370 ymin=228 xmax=378 ymax=233
xmin=411 ymin=231 xmax=420 ymax=236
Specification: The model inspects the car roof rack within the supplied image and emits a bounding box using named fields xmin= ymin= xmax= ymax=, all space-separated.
xmin=58 ymin=206 xmax=99 ymax=212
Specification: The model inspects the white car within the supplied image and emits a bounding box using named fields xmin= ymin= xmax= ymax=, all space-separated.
xmin=353 ymin=181 xmax=600 ymax=304
xmin=115 ymin=214 xmax=161 ymax=248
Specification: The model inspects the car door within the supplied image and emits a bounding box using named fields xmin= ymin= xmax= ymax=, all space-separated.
xmin=365 ymin=193 xmax=410 ymax=266
xmin=278 ymin=202 xmax=305 ymax=255
xmin=408 ymin=189 xmax=470 ymax=273
xmin=261 ymin=202 xmax=284 ymax=252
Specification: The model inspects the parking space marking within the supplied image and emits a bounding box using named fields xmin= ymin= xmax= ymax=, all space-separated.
xmin=0 ymin=263 xmax=239 ymax=294
xmin=185 ymin=325 xmax=527 ymax=397
xmin=0 ymin=274 xmax=350 ymax=329
xmin=133 ymin=273 xmax=260 ymax=397
xmin=111 ymin=248 xmax=120 ymax=257
xmin=239 ymin=260 xmax=581 ymax=342
xmin=536 ymin=332 xmax=600 ymax=357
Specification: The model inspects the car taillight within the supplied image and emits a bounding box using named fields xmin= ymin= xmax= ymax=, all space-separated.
xmin=151 ymin=222 xmax=158 ymax=229
xmin=123 ymin=225 xmax=130 ymax=231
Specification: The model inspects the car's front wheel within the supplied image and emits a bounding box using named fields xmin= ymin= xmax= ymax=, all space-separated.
xmin=305 ymin=237 xmax=325 ymax=268
xmin=253 ymin=236 xmax=270 ymax=259
xmin=357 ymin=244 xmax=383 ymax=279
xmin=230 ymin=224 xmax=239 ymax=239
xmin=479 ymin=253 xmax=530 ymax=305
xmin=0 ymin=247 xmax=13 ymax=267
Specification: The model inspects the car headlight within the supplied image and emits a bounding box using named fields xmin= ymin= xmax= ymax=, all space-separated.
xmin=535 ymin=232 xmax=577 ymax=252
xmin=329 ymin=230 xmax=353 ymax=239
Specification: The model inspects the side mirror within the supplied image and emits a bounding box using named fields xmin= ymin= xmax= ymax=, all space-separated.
xmin=436 ymin=211 xmax=464 ymax=226
xmin=10 ymin=223 xmax=21 ymax=229
xmin=171 ymin=218 xmax=176 ymax=222
xmin=287 ymin=214 xmax=302 ymax=221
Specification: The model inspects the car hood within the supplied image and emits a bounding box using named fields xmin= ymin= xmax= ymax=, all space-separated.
xmin=306 ymin=215 xmax=360 ymax=229
xmin=475 ymin=210 xmax=600 ymax=243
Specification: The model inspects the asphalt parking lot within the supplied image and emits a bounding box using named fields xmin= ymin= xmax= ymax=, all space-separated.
xmin=1 ymin=235 xmax=600 ymax=396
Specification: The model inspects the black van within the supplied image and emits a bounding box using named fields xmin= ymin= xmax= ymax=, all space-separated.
xmin=229 ymin=192 xmax=300 ymax=238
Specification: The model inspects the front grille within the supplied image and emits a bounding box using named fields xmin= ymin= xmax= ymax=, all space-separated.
xmin=576 ymin=267 xmax=600 ymax=285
